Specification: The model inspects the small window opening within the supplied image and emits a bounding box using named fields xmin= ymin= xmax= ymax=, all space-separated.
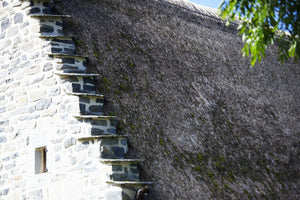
xmin=35 ymin=147 xmax=47 ymax=174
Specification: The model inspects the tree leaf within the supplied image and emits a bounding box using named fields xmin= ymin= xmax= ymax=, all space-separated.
xmin=218 ymin=0 xmax=300 ymax=65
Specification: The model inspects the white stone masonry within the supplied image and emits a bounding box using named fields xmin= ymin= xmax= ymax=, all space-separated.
xmin=0 ymin=0 xmax=152 ymax=200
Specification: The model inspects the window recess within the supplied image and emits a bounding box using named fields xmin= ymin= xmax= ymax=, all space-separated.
xmin=35 ymin=147 xmax=47 ymax=174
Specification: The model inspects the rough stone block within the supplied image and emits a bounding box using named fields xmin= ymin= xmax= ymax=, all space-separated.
xmin=0 ymin=107 xmax=6 ymax=114
xmin=0 ymin=39 xmax=11 ymax=51
xmin=0 ymin=69 xmax=8 ymax=79
xmin=26 ymin=65 xmax=41 ymax=75
xmin=0 ymin=180 xmax=5 ymax=187
xmin=49 ymin=86 xmax=60 ymax=96
xmin=1 ymin=18 xmax=10 ymax=32
xmin=91 ymin=120 xmax=107 ymax=126
xmin=43 ymin=63 xmax=53 ymax=71
xmin=31 ymin=23 xmax=40 ymax=33
xmin=2 ymin=2 xmax=8 ymax=7
xmin=64 ymin=48 xmax=75 ymax=54
xmin=60 ymin=65 xmax=81 ymax=73
xmin=40 ymin=24 xmax=54 ymax=33
xmin=120 ymin=139 xmax=128 ymax=145
xmin=102 ymin=139 xmax=119 ymax=145
xmin=130 ymin=167 xmax=139 ymax=174
xmin=11 ymin=153 xmax=19 ymax=159
xmin=107 ymin=128 xmax=117 ymax=134
xmin=0 ymin=120 xmax=8 ymax=126
xmin=105 ymin=190 xmax=123 ymax=200
xmin=54 ymin=154 xmax=60 ymax=162
xmin=42 ymin=78 xmax=57 ymax=86
xmin=112 ymin=165 xmax=123 ymax=172
xmin=41 ymin=108 xmax=57 ymax=117
xmin=69 ymin=126 xmax=81 ymax=134
xmin=43 ymin=7 xmax=53 ymax=14
xmin=35 ymin=98 xmax=51 ymax=110
xmin=71 ymin=83 xmax=81 ymax=92
xmin=29 ymin=189 xmax=43 ymax=200
xmin=5 ymin=161 xmax=16 ymax=170
xmin=83 ymin=85 xmax=95 ymax=92
xmin=1 ymin=188 xmax=9 ymax=196
xmin=79 ymin=103 xmax=86 ymax=114
xmin=51 ymin=47 xmax=62 ymax=53
xmin=89 ymin=105 xmax=103 ymax=113
xmin=21 ymin=40 xmax=36 ymax=51
xmin=70 ymin=76 xmax=79 ymax=82
xmin=6 ymin=103 xmax=16 ymax=111
xmin=75 ymin=143 xmax=89 ymax=152
xmin=112 ymin=147 xmax=125 ymax=158
xmin=29 ymin=89 xmax=47 ymax=102
xmin=64 ymin=137 xmax=76 ymax=148
xmin=7 ymin=26 xmax=18 ymax=37
xmin=91 ymin=128 xmax=104 ymax=135
xmin=79 ymin=96 xmax=90 ymax=104
xmin=14 ymin=13 xmax=23 ymax=24
xmin=83 ymin=77 xmax=94 ymax=85
xmin=20 ymin=21 xmax=29 ymax=29
xmin=62 ymin=58 xmax=75 ymax=64
xmin=2 ymin=156 xmax=10 ymax=162
xmin=30 ymin=7 xmax=41 ymax=14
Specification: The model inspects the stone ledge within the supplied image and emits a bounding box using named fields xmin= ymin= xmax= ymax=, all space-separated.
xmin=39 ymin=35 xmax=78 ymax=39
xmin=77 ymin=135 xmax=128 ymax=141
xmin=73 ymin=115 xmax=117 ymax=119
xmin=55 ymin=72 xmax=100 ymax=77
xmin=99 ymin=159 xmax=145 ymax=164
xmin=107 ymin=181 xmax=154 ymax=185
xmin=29 ymin=14 xmax=71 ymax=18
xmin=20 ymin=0 xmax=61 ymax=1
xmin=48 ymin=53 xmax=88 ymax=58
xmin=66 ymin=92 xmax=104 ymax=98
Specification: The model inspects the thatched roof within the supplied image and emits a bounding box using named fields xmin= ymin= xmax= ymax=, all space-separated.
xmin=164 ymin=0 xmax=220 ymax=18
xmin=55 ymin=0 xmax=300 ymax=199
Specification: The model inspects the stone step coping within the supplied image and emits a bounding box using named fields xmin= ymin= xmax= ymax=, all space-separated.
xmin=48 ymin=53 xmax=88 ymax=58
xmin=77 ymin=135 xmax=128 ymax=141
xmin=39 ymin=35 xmax=78 ymax=39
xmin=99 ymin=159 xmax=145 ymax=164
xmin=29 ymin=14 xmax=71 ymax=18
xmin=66 ymin=92 xmax=104 ymax=98
xmin=55 ymin=72 xmax=100 ymax=77
xmin=21 ymin=0 xmax=61 ymax=1
xmin=73 ymin=115 xmax=117 ymax=119
xmin=107 ymin=181 xmax=154 ymax=186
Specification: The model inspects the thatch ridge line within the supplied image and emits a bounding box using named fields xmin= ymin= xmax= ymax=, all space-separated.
xmin=160 ymin=0 xmax=239 ymax=27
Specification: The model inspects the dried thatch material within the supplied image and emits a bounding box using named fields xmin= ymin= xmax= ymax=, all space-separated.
xmin=164 ymin=0 xmax=219 ymax=18
xmin=55 ymin=0 xmax=300 ymax=199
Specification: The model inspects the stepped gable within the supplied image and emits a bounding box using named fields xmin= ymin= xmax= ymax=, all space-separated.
xmin=35 ymin=0 xmax=153 ymax=199
xmin=0 ymin=0 xmax=152 ymax=199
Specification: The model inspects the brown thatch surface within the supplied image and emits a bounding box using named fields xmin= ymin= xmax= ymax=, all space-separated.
xmin=55 ymin=0 xmax=300 ymax=199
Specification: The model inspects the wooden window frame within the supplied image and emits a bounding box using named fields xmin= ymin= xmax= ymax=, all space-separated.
xmin=35 ymin=147 xmax=47 ymax=174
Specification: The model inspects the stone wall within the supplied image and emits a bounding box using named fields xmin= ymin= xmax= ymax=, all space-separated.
xmin=0 ymin=1 xmax=87 ymax=199
xmin=1 ymin=1 xmax=151 ymax=199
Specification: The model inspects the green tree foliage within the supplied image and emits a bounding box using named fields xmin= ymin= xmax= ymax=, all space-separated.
xmin=219 ymin=0 xmax=300 ymax=65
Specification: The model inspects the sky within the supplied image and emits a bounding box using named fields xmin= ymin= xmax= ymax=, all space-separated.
xmin=188 ymin=0 xmax=223 ymax=9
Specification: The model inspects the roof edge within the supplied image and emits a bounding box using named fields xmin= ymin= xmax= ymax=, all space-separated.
xmin=161 ymin=0 xmax=221 ymax=20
